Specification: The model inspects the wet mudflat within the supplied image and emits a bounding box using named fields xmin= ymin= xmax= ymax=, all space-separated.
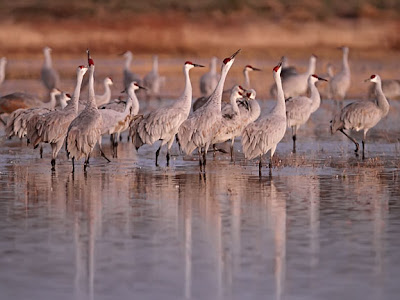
xmin=1 ymin=57 xmax=400 ymax=300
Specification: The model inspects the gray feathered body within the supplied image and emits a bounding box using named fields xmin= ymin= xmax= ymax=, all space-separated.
xmin=241 ymin=114 xmax=286 ymax=160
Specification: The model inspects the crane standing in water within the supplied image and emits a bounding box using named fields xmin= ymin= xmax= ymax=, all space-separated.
xmin=330 ymin=74 xmax=389 ymax=159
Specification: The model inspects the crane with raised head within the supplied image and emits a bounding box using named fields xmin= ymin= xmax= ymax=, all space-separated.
xmin=122 ymin=51 xmax=141 ymax=90
xmin=40 ymin=46 xmax=60 ymax=93
xmin=178 ymin=49 xmax=240 ymax=172
xmin=330 ymin=46 xmax=350 ymax=108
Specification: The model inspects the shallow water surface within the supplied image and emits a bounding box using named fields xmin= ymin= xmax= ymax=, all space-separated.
xmin=1 ymin=57 xmax=400 ymax=300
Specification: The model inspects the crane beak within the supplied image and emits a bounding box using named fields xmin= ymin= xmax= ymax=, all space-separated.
xmin=318 ymin=77 xmax=328 ymax=82
xmin=137 ymin=84 xmax=147 ymax=90
xmin=230 ymin=49 xmax=241 ymax=60
xmin=252 ymin=67 xmax=262 ymax=71
xmin=364 ymin=78 xmax=371 ymax=82
xmin=193 ymin=63 xmax=205 ymax=68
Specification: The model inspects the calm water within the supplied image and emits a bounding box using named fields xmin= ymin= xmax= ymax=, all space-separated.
xmin=1 ymin=57 xmax=400 ymax=299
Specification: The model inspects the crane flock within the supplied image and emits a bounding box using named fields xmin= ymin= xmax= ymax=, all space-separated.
xmin=0 ymin=46 xmax=395 ymax=175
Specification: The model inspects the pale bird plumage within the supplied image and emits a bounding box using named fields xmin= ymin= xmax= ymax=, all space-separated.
xmin=330 ymin=46 xmax=351 ymax=106
xmin=40 ymin=46 xmax=60 ymax=92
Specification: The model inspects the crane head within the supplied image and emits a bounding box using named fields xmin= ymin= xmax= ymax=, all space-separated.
xmin=273 ymin=62 xmax=282 ymax=73
xmin=365 ymin=74 xmax=379 ymax=83
xmin=184 ymin=61 xmax=204 ymax=68
xmin=245 ymin=65 xmax=261 ymax=72
xmin=311 ymin=74 xmax=328 ymax=81
xmin=223 ymin=49 xmax=241 ymax=65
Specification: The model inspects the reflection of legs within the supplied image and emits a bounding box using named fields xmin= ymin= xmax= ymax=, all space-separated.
xmin=84 ymin=154 xmax=90 ymax=172
xmin=292 ymin=126 xmax=297 ymax=153
xmin=339 ymin=129 xmax=359 ymax=154
xmin=166 ymin=139 xmax=174 ymax=167
xmin=50 ymin=140 xmax=63 ymax=171
xmin=40 ymin=145 xmax=43 ymax=159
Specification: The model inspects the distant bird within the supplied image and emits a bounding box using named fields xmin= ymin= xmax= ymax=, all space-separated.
xmin=241 ymin=62 xmax=286 ymax=176
xmin=100 ymin=81 xmax=144 ymax=158
xmin=270 ymin=55 xmax=317 ymax=99
xmin=178 ymin=49 xmax=240 ymax=172
xmin=40 ymin=46 xmax=60 ymax=92
xmin=67 ymin=51 xmax=111 ymax=172
xmin=200 ymin=56 xmax=220 ymax=97
xmin=130 ymin=61 xmax=204 ymax=166
xmin=122 ymin=51 xmax=141 ymax=90
xmin=211 ymin=85 xmax=245 ymax=160
xmin=286 ymin=74 xmax=327 ymax=153
xmin=0 ymin=57 xmax=7 ymax=86
xmin=317 ymin=63 xmax=334 ymax=99
xmin=0 ymin=92 xmax=43 ymax=114
xmin=27 ymin=66 xmax=87 ymax=168
xmin=242 ymin=65 xmax=261 ymax=89
xmin=143 ymin=55 xmax=164 ymax=99
xmin=330 ymin=46 xmax=350 ymax=107
xmin=95 ymin=77 xmax=113 ymax=106
xmin=98 ymin=98 xmax=126 ymax=112
xmin=6 ymin=88 xmax=64 ymax=140
xmin=280 ymin=56 xmax=297 ymax=79
xmin=368 ymin=78 xmax=400 ymax=100
xmin=330 ymin=74 xmax=389 ymax=159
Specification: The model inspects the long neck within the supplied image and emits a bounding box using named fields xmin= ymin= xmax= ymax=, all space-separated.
xmin=68 ymin=72 xmax=84 ymax=114
xmin=210 ymin=59 xmax=216 ymax=75
xmin=230 ymin=92 xmax=240 ymax=115
xmin=307 ymin=58 xmax=316 ymax=75
xmin=0 ymin=59 xmax=6 ymax=83
xmin=309 ymin=81 xmax=321 ymax=113
xmin=127 ymin=88 xmax=140 ymax=116
xmin=125 ymin=54 xmax=132 ymax=70
xmin=248 ymin=100 xmax=261 ymax=122
xmin=342 ymin=51 xmax=350 ymax=74
xmin=44 ymin=51 xmax=52 ymax=68
xmin=271 ymin=72 xmax=286 ymax=116
xmin=102 ymin=80 xmax=111 ymax=100
xmin=174 ymin=66 xmax=192 ymax=113
xmin=152 ymin=56 xmax=158 ymax=73
xmin=243 ymin=69 xmax=250 ymax=88
xmin=43 ymin=91 xmax=58 ymax=109
xmin=210 ymin=63 xmax=230 ymax=111
xmin=87 ymin=66 xmax=97 ymax=109
xmin=375 ymin=80 xmax=389 ymax=117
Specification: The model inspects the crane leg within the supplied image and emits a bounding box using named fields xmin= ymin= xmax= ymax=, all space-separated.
xmin=230 ymin=139 xmax=235 ymax=162
xmin=362 ymin=140 xmax=365 ymax=160
xmin=202 ymin=148 xmax=207 ymax=167
xmin=198 ymin=148 xmax=203 ymax=173
xmin=71 ymin=158 xmax=75 ymax=173
xmin=40 ymin=145 xmax=43 ymax=159
xmin=166 ymin=150 xmax=170 ymax=167
xmin=155 ymin=145 xmax=161 ymax=166
xmin=51 ymin=159 xmax=56 ymax=171
xmin=292 ymin=126 xmax=297 ymax=153
xmin=259 ymin=155 xmax=262 ymax=177
xmin=213 ymin=144 xmax=217 ymax=159
xmin=339 ymin=129 xmax=359 ymax=154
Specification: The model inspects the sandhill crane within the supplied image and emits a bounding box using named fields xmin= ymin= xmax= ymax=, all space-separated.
xmin=280 ymin=56 xmax=297 ymax=79
xmin=0 ymin=57 xmax=7 ymax=86
xmin=211 ymin=85 xmax=245 ymax=160
xmin=270 ymin=55 xmax=317 ymax=99
xmin=330 ymin=74 xmax=389 ymax=159
xmin=243 ymin=65 xmax=261 ymax=89
xmin=98 ymin=98 xmax=126 ymax=112
xmin=130 ymin=61 xmax=204 ymax=166
xmin=67 ymin=52 xmax=111 ymax=172
xmin=122 ymin=51 xmax=141 ymax=90
xmin=6 ymin=88 xmax=63 ymax=139
xmin=27 ymin=66 xmax=87 ymax=168
xmin=41 ymin=46 xmax=60 ymax=92
xmin=95 ymin=77 xmax=113 ymax=106
xmin=193 ymin=63 xmax=260 ymax=112
xmin=100 ymin=81 xmax=144 ymax=157
xmin=200 ymin=56 xmax=220 ymax=97
xmin=143 ymin=55 xmax=164 ymax=99
xmin=178 ymin=49 xmax=240 ymax=172
xmin=241 ymin=62 xmax=286 ymax=176
xmin=286 ymin=74 xmax=327 ymax=153
xmin=330 ymin=46 xmax=350 ymax=108
xmin=368 ymin=78 xmax=400 ymax=100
